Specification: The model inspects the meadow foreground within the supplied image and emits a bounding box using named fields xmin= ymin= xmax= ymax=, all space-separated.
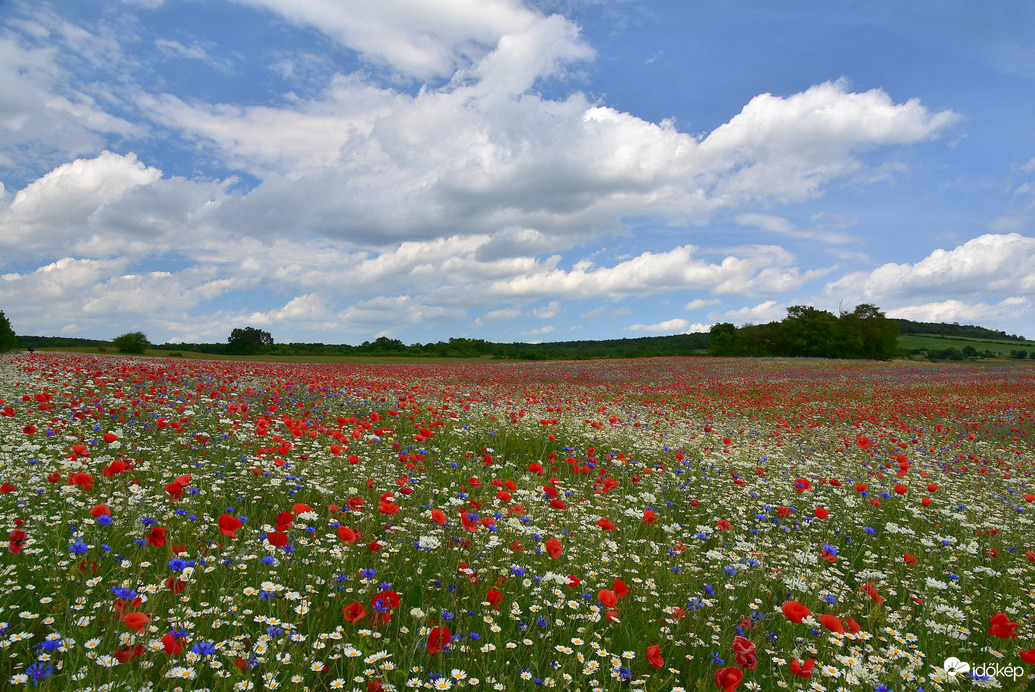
xmin=0 ymin=353 xmax=1033 ymax=691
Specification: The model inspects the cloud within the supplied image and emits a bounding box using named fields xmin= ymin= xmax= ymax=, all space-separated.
xmin=715 ymin=300 xmax=785 ymax=325
xmin=887 ymin=297 xmax=1032 ymax=325
xmin=683 ymin=298 xmax=720 ymax=311
xmin=0 ymin=31 xmax=139 ymax=177
xmin=233 ymin=0 xmax=544 ymax=80
xmin=735 ymin=212 xmax=852 ymax=244
xmin=827 ymin=233 xmax=1035 ymax=302
xmin=626 ymin=318 xmax=709 ymax=333
xmin=489 ymin=244 xmax=826 ymax=299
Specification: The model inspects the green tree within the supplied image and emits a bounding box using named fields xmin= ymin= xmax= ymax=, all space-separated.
xmin=228 ymin=327 xmax=274 ymax=355
xmin=112 ymin=331 xmax=150 ymax=354
xmin=708 ymin=322 xmax=739 ymax=356
xmin=840 ymin=304 xmax=899 ymax=360
xmin=0 ymin=311 xmax=16 ymax=352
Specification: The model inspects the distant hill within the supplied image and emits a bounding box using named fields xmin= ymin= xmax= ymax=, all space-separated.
xmin=893 ymin=319 xmax=1028 ymax=342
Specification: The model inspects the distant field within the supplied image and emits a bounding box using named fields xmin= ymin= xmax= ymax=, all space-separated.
xmin=29 ymin=346 xmax=504 ymax=364
xmin=898 ymin=333 xmax=1035 ymax=356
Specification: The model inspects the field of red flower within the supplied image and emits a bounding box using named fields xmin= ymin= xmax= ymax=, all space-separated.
xmin=1 ymin=353 xmax=1033 ymax=691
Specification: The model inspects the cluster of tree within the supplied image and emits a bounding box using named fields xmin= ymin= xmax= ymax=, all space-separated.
xmin=709 ymin=304 xmax=900 ymax=360
xmin=0 ymin=311 xmax=16 ymax=353
xmin=894 ymin=319 xmax=1028 ymax=342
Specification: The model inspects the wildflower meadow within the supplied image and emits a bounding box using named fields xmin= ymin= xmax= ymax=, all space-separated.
xmin=0 ymin=352 xmax=1033 ymax=692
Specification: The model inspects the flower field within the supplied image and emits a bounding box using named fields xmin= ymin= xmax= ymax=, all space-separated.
xmin=1 ymin=352 xmax=1034 ymax=692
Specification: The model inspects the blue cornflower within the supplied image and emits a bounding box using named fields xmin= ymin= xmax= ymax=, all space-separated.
xmin=96 ymin=514 xmax=113 ymax=526
xmin=26 ymin=662 xmax=53 ymax=685
xmin=822 ymin=543 xmax=838 ymax=556
xmin=69 ymin=540 xmax=89 ymax=554
xmin=724 ymin=565 xmax=738 ymax=575
xmin=863 ymin=526 xmax=876 ymax=535
xmin=191 ymin=640 xmax=217 ymax=656
xmin=822 ymin=593 xmax=837 ymax=605
xmin=168 ymin=558 xmax=189 ymax=571
xmin=711 ymin=652 xmax=725 ymax=664
xmin=360 ymin=568 xmax=376 ymax=578
xmin=261 ymin=556 xmax=276 ymax=565
xmin=34 ymin=637 xmax=62 ymax=651
xmin=704 ymin=584 xmax=714 ymax=596
xmin=112 ymin=586 xmax=137 ymax=600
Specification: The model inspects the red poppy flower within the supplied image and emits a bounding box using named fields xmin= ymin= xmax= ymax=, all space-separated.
xmin=714 ymin=666 xmax=743 ymax=692
xmin=8 ymin=529 xmax=27 ymax=554
xmin=343 ymin=602 xmax=367 ymax=622
xmin=267 ymin=531 xmax=288 ymax=547
xmin=860 ymin=581 xmax=884 ymax=605
xmin=427 ymin=626 xmax=451 ymax=654
xmin=546 ymin=537 xmax=562 ymax=559
xmin=114 ymin=645 xmax=145 ymax=663
xmin=904 ymin=553 xmax=918 ymax=564
xmin=646 ymin=644 xmax=664 ymax=669
xmin=790 ymin=658 xmax=816 ymax=678
xmin=164 ymin=576 xmax=187 ymax=594
xmin=793 ymin=478 xmax=812 ymax=494
xmin=337 ymin=526 xmax=359 ymax=544
xmin=218 ymin=513 xmax=244 ymax=538
xmin=347 ymin=496 xmax=364 ymax=512
xmin=988 ymin=612 xmax=1020 ymax=639
xmin=643 ymin=509 xmax=658 ymax=524
xmin=597 ymin=589 xmax=618 ymax=608
xmin=487 ymin=587 xmax=503 ymax=610
xmin=123 ymin=612 xmax=150 ymax=632
xmin=782 ymin=601 xmax=811 ymax=623
xmin=162 ymin=631 xmax=183 ymax=655
xmin=732 ymin=635 xmax=757 ymax=671
xmin=595 ymin=518 xmax=616 ymax=531
xmin=817 ymin=613 xmax=845 ymax=634
xmin=613 ymin=579 xmax=629 ymax=599
xmin=1020 ymin=649 xmax=1035 ymax=664
xmin=430 ymin=509 xmax=447 ymax=525
xmin=90 ymin=504 xmax=111 ymax=517
xmin=716 ymin=518 xmax=732 ymax=531
xmin=894 ymin=483 xmax=908 ymax=495
xmin=146 ymin=526 xmax=168 ymax=547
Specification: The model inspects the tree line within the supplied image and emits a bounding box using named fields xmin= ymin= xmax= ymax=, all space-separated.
xmin=708 ymin=304 xmax=900 ymax=359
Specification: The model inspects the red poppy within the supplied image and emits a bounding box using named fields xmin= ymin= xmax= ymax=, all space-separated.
xmin=218 ymin=513 xmax=244 ymax=538
xmin=790 ymin=658 xmax=816 ymax=678
xmin=487 ymin=587 xmax=503 ymax=610
xmin=815 ymin=507 xmax=829 ymax=519
xmin=855 ymin=483 xmax=868 ymax=493
xmin=123 ymin=612 xmax=150 ymax=632
xmin=894 ymin=483 xmax=908 ymax=495
xmin=146 ymin=526 xmax=168 ymax=547
xmin=114 ymin=645 xmax=145 ymax=663
xmin=793 ymin=478 xmax=812 ymax=494
xmin=782 ymin=601 xmax=811 ymax=624
xmin=643 ymin=509 xmax=658 ymax=524
xmin=1020 ymin=649 xmax=1035 ymax=664
xmin=427 ymin=626 xmax=451 ymax=654
xmin=817 ymin=613 xmax=845 ymax=634
xmin=267 ymin=531 xmax=288 ymax=547
xmin=164 ymin=576 xmax=187 ymax=594
xmin=343 ymin=602 xmax=367 ymax=622
xmin=337 ymin=526 xmax=359 ymax=544
xmin=430 ymin=509 xmax=447 ymax=525
xmin=378 ymin=500 xmax=400 ymax=515
xmin=545 ymin=537 xmax=562 ymax=559
xmin=597 ymin=589 xmax=618 ymax=608
xmin=595 ymin=518 xmax=616 ymax=531
xmin=162 ymin=631 xmax=183 ymax=655
xmin=613 ymin=579 xmax=629 ymax=599
xmin=103 ymin=432 xmax=118 ymax=443
xmin=732 ymin=635 xmax=756 ymax=671
xmin=646 ymin=644 xmax=664 ymax=669
xmin=370 ymin=590 xmax=401 ymax=624
xmin=716 ymin=518 xmax=732 ymax=531
xmin=8 ymin=529 xmax=27 ymax=554
xmin=988 ymin=612 xmax=1020 ymax=639
xmin=904 ymin=553 xmax=918 ymax=564
xmin=860 ymin=581 xmax=884 ymax=605
xmin=714 ymin=666 xmax=743 ymax=692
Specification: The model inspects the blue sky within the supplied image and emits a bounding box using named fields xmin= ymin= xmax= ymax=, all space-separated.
xmin=2 ymin=0 xmax=1035 ymax=344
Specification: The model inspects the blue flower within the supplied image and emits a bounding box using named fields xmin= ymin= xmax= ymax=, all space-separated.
xmin=191 ymin=640 xmax=217 ymax=656
xmin=26 ymin=662 xmax=53 ymax=685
